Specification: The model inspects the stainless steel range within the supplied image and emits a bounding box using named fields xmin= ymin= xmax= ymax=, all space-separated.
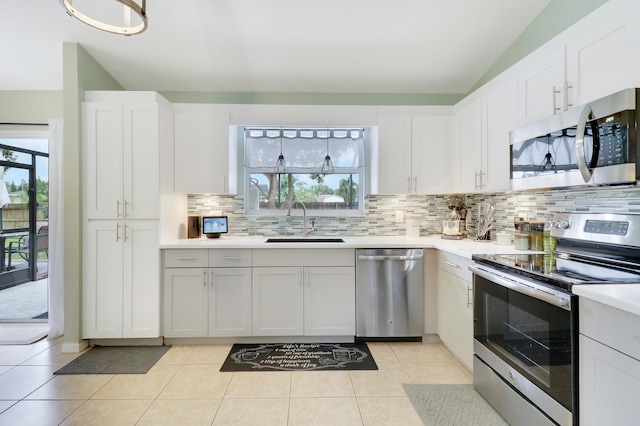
xmin=470 ymin=212 xmax=640 ymax=426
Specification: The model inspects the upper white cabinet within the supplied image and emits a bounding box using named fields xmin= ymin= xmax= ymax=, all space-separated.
xmin=565 ymin=21 xmax=631 ymax=107
xmin=452 ymin=77 xmax=517 ymax=193
xmin=517 ymin=1 xmax=638 ymax=126
xmin=377 ymin=108 xmax=451 ymax=194
xmin=83 ymin=100 xmax=161 ymax=220
xmin=174 ymin=108 xmax=237 ymax=194
xmin=517 ymin=48 xmax=565 ymax=125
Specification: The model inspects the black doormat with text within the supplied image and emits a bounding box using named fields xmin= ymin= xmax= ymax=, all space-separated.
xmin=220 ymin=343 xmax=377 ymax=372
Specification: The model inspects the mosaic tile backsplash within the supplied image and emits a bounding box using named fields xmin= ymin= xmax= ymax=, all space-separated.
xmin=188 ymin=187 xmax=640 ymax=240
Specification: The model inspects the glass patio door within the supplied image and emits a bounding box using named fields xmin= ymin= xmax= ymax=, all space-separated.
xmin=0 ymin=138 xmax=49 ymax=321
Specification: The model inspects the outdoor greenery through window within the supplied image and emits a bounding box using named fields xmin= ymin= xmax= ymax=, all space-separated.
xmin=244 ymin=128 xmax=365 ymax=214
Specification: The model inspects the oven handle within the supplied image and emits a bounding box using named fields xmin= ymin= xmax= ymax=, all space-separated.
xmin=469 ymin=264 xmax=571 ymax=310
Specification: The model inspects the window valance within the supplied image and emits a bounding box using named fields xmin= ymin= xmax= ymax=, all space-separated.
xmin=244 ymin=127 xmax=365 ymax=171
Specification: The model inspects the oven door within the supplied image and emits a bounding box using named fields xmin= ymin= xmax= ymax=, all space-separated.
xmin=470 ymin=264 xmax=575 ymax=426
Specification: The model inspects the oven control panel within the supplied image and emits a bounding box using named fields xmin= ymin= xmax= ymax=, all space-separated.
xmin=551 ymin=213 xmax=640 ymax=248
xmin=584 ymin=219 xmax=629 ymax=235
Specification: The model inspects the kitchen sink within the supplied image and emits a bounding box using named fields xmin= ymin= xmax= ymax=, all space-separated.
xmin=265 ymin=238 xmax=345 ymax=243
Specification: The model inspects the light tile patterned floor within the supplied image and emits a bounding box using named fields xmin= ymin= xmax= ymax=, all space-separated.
xmin=0 ymin=337 xmax=472 ymax=425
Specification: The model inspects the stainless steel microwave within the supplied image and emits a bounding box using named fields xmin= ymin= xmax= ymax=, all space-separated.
xmin=510 ymin=88 xmax=639 ymax=190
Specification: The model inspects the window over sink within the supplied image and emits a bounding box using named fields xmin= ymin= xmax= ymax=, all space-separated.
xmin=244 ymin=127 xmax=366 ymax=216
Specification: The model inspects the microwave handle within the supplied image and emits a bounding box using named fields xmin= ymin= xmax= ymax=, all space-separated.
xmin=575 ymin=104 xmax=601 ymax=183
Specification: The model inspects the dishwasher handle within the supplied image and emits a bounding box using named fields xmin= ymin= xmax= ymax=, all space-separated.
xmin=358 ymin=254 xmax=423 ymax=261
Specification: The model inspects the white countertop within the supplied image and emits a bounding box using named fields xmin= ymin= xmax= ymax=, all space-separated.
xmin=160 ymin=235 xmax=527 ymax=259
xmin=572 ymin=284 xmax=640 ymax=317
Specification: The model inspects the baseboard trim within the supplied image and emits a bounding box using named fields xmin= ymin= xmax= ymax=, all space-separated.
xmin=60 ymin=340 xmax=89 ymax=354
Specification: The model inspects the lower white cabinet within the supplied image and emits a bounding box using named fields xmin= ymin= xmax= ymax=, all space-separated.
xmin=304 ymin=267 xmax=356 ymax=336
xmin=579 ymin=335 xmax=640 ymax=426
xmin=163 ymin=267 xmax=252 ymax=338
xmin=162 ymin=248 xmax=356 ymax=339
xmin=83 ymin=220 xmax=160 ymax=339
xmin=252 ymin=266 xmax=356 ymax=336
xmin=579 ymin=298 xmax=640 ymax=425
xmin=437 ymin=252 xmax=474 ymax=370
xmin=252 ymin=267 xmax=304 ymax=336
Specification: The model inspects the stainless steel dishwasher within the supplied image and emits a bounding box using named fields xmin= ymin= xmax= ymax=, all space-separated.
xmin=356 ymin=249 xmax=424 ymax=339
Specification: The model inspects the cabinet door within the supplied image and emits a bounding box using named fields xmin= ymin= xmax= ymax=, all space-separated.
xmin=123 ymin=103 xmax=160 ymax=220
xmin=517 ymin=49 xmax=565 ymax=125
xmin=304 ymin=267 xmax=355 ymax=336
xmin=174 ymin=113 xmax=231 ymax=194
xmin=452 ymin=98 xmax=482 ymax=192
xmin=209 ymin=268 xmax=252 ymax=337
xmin=377 ymin=114 xmax=413 ymax=193
xmin=437 ymin=269 xmax=473 ymax=370
xmin=579 ymin=335 xmax=640 ymax=426
xmin=566 ymin=23 xmax=629 ymax=107
xmin=252 ymin=267 xmax=304 ymax=336
xmin=122 ymin=221 xmax=160 ymax=338
xmin=82 ymin=221 xmax=124 ymax=338
xmin=482 ymin=78 xmax=517 ymax=192
xmin=412 ymin=115 xmax=451 ymax=194
xmin=163 ymin=268 xmax=209 ymax=338
xmin=84 ymin=102 xmax=124 ymax=220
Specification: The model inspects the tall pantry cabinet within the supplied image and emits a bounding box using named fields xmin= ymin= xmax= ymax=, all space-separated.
xmin=82 ymin=91 xmax=172 ymax=339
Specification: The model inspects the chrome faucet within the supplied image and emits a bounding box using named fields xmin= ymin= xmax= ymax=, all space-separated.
xmin=286 ymin=200 xmax=310 ymax=237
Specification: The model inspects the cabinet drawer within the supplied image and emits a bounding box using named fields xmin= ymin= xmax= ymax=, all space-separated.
xmin=209 ymin=249 xmax=252 ymax=267
xmin=164 ymin=249 xmax=209 ymax=268
xmin=580 ymin=298 xmax=640 ymax=361
xmin=438 ymin=252 xmax=473 ymax=282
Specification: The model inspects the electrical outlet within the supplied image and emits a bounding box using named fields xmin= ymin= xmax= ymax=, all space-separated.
xmin=395 ymin=210 xmax=404 ymax=223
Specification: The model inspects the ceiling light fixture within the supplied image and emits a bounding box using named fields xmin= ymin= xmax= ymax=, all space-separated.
xmin=321 ymin=129 xmax=335 ymax=174
xmin=274 ymin=129 xmax=288 ymax=174
xmin=60 ymin=0 xmax=148 ymax=36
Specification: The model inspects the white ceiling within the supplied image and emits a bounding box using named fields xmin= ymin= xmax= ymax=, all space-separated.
xmin=1 ymin=0 xmax=551 ymax=94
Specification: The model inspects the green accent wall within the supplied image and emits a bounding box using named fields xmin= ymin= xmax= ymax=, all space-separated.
xmin=160 ymin=91 xmax=464 ymax=106
xmin=0 ymin=91 xmax=62 ymax=125
xmin=470 ymin=0 xmax=610 ymax=92
xmin=62 ymin=42 xmax=123 ymax=350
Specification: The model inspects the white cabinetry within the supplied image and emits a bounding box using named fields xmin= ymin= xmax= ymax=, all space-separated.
xmin=252 ymin=267 xmax=304 ymax=336
xmin=579 ymin=297 xmax=640 ymax=425
xmin=82 ymin=92 xmax=170 ymax=339
xmin=452 ymin=78 xmax=517 ymax=193
xmin=83 ymin=101 xmax=160 ymax=220
xmin=163 ymin=249 xmax=252 ymax=338
xmin=437 ymin=252 xmax=473 ymax=371
xmin=565 ymin=21 xmax=631 ymax=108
xmin=174 ymin=109 xmax=236 ymax=194
xmin=518 ymin=4 xmax=635 ymax=126
xmin=304 ymin=267 xmax=356 ymax=336
xmin=517 ymin=48 xmax=566 ymax=125
xmin=83 ymin=221 xmax=159 ymax=338
xmin=377 ymin=108 xmax=451 ymax=194
xmin=251 ymin=249 xmax=356 ymax=337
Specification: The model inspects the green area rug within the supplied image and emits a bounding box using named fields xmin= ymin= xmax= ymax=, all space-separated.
xmin=221 ymin=343 xmax=377 ymax=372
xmin=403 ymin=384 xmax=508 ymax=426
xmin=54 ymin=345 xmax=171 ymax=375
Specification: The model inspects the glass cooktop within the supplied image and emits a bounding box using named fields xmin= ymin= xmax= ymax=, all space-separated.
xmin=472 ymin=252 xmax=640 ymax=292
